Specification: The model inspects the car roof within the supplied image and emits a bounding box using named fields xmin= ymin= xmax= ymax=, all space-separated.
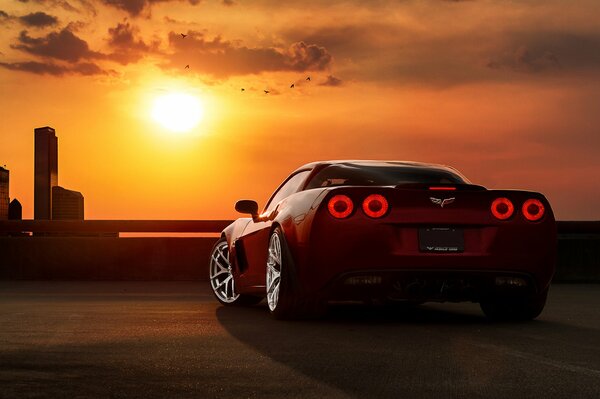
xmin=291 ymin=160 xmax=471 ymax=184
xmin=293 ymin=160 xmax=458 ymax=173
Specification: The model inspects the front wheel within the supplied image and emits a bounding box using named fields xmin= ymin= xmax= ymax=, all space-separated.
xmin=480 ymin=287 xmax=549 ymax=321
xmin=209 ymin=238 xmax=262 ymax=306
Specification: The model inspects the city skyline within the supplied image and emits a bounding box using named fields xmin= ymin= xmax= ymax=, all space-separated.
xmin=27 ymin=126 xmax=85 ymax=221
xmin=1 ymin=1 xmax=600 ymax=220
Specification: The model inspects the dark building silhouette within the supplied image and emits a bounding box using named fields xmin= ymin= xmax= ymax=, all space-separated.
xmin=52 ymin=186 xmax=84 ymax=220
xmin=0 ymin=166 xmax=8 ymax=220
xmin=8 ymin=199 xmax=22 ymax=220
xmin=34 ymin=127 xmax=58 ymax=220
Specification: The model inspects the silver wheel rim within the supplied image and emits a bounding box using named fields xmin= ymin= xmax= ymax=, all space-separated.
xmin=266 ymin=233 xmax=282 ymax=311
xmin=210 ymin=241 xmax=239 ymax=303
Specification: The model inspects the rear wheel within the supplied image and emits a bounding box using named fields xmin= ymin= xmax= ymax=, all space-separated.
xmin=480 ymin=287 xmax=548 ymax=321
xmin=209 ymin=238 xmax=262 ymax=306
xmin=266 ymin=227 xmax=324 ymax=319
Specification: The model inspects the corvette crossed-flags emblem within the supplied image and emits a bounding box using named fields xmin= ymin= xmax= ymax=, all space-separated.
xmin=430 ymin=197 xmax=455 ymax=208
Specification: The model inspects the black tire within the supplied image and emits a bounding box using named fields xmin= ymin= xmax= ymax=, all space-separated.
xmin=267 ymin=227 xmax=325 ymax=320
xmin=480 ymin=287 xmax=549 ymax=321
xmin=208 ymin=237 xmax=263 ymax=307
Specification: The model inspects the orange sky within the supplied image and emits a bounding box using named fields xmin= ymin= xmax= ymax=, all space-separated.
xmin=1 ymin=0 xmax=599 ymax=220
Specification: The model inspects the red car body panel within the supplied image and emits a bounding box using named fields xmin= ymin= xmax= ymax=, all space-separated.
xmin=222 ymin=161 xmax=557 ymax=303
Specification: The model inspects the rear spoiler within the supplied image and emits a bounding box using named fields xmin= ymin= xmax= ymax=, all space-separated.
xmin=394 ymin=183 xmax=487 ymax=191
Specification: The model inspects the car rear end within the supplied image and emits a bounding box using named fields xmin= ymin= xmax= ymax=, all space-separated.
xmin=301 ymin=185 xmax=556 ymax=305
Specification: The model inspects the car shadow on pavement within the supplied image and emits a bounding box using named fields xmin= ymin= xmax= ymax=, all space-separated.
xmin=216 ymin=302 xmax=600 ymax=399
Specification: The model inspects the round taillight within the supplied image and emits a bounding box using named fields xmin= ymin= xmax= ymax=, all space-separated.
xmin=491 ymin=197 xmax=514 ymax=220
xmin=522 ymin=199 xmax=545 ymax=221
xmin=362 ymin=194 xmax=389 ymax=218
xmin=328 ymin=195 xmax=353 ymax=219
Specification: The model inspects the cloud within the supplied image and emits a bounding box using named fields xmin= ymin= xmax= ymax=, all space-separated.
xmin=107 ymin=21 xmax=150 ymax=50
xmin=0 ymin=10 xmax=16 ymax=24
xmin=287 ymin=20 xmax=600 ymax=87
xmin=19 ymin=12 xmax=59 ymax=27
xmin=163 ymin=31 xmax=332 ymax=77
xmin=12 ymin=28 xmax=104 ymax=62
xmin=286 ymin=41 xmax=332 ymax=71
xmin=105 ymin=21 xmax=157 ymax=63
xmin=102 ymin=0 xmax=147 ymax=16
xmin=19 ymin=0 xmax=80 ymax=13
xmin=487 ymin=46 xmax=560 ymax=73
xmin=222 ymin=0 xmax=235 ymax=5
xmin=486 ymin=32 xmax=600 ymax=74
xmin=101 ymin=0 xmax=201 ymax=17
xmin=0 ymin=60 xmax=109 ymax=75
xmin=319 ymin=75 xmax=343 ymax=87
xmin=3 ymin=22 xmax=158 ymax=76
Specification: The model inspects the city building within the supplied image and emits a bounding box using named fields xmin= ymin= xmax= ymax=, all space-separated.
xmin=8 ymin=199 xmax=22 ymax=220
xmin=52 ymin=186 xmax=84 ymax=220
xmin=0 ymin=166 xmax=8 ymax=220
xmin=34 ymin=127 xmax=58 ymax=220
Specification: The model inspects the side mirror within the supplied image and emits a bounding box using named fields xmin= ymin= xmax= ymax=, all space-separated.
xmin=235 ymin=200 xmax=259 ymax=217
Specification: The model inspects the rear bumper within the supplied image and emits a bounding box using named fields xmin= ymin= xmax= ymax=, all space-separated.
xmin=293 ymin=221 xmax=556 ymax=299
xmin=322 ymin=269 xmax=538 ymax=303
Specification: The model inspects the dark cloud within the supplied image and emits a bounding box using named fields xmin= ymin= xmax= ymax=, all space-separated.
xmin=19 ymin=12 xmax=59 ymax=27
xmin=319 ymin=75 xmax=343 ymax=87
xmin=6 ymin=0 xmax=95 ymax=14
xmin=287 ymin=22 xmax=600 ymax=86
xmin=0 ymin=60 xmax=109 ymax=75
xmin=22 ymin=0 xmax=79 ymax=13
xmin=487 ymin=32 xmax=600 ymax=74
xmin=102 ymin=0 xmax=146 ymax=16
xmin=72 ymin=62 xmax=109 ymax=75
xmin=0 ymin=10 xmax=16 ymax=24
xmin=284 ymin=23 xmax=399 ymax=61
xmin=286 ymin=41 xmax=331 ymax=71
xmin=12 ymin=28 xmax=104 ymax=62
xmin=106 ymin=21 xmax=158 ymax=64
xmin=4 ymin=23 xmax=156 ymax=77
xmin=164 ymin=31 xmax=332 ymax=77
xmin=222 ymin=0 xmax=235 ymax=5
xmin=107 ymin=21 xmax=150 ymax=50
xmin=101 ymin=0 xmax=201 ymax=17
xmin=487 ymin=46 xmax=560 ymax=73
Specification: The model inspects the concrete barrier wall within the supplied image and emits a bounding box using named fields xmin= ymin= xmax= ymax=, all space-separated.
xmin=0 ymin=235 xmax=598 ymax=282
xmin=557 ymin=237 xmax=600 ymax=282
xmin=0 ymin=237 xmax=218 ymax=280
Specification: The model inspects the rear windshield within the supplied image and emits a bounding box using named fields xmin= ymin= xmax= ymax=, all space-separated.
xmin=304 ymin=164 xmax=468 ymax=190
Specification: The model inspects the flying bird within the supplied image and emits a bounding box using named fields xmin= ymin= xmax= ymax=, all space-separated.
xmin=306 ymin=76 xmax=311 ymax=81
xmin=290 ymin=83 xmax=295 ymax=88
xmin=185 ymin=64 xmax=189 ymax=69
xmin=264 ymin=90 xmax=269 ymax=94
xmin=181 ymin=33 xmax=187 ymax=38
xmin=241 ymin=88 xmax=245 ymax=92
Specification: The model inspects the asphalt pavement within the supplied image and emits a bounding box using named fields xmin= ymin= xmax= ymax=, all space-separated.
xmin=1 ymin=282 xmax=599 ymax=398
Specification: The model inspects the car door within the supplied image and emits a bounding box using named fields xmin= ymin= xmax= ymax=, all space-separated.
xmin=236 ymin=170 xmax=312 ymax=289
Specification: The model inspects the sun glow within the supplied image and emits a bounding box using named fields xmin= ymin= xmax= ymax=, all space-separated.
xmin=152 ymin=92 xmax=204 ymax=132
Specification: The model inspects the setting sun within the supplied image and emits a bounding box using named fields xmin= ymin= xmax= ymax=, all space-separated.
xmin=151 ymin=93 xmax=204 ymax=133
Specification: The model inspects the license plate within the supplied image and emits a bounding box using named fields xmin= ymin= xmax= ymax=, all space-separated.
xmin=419 ymin=227 xmax=464 ymax=253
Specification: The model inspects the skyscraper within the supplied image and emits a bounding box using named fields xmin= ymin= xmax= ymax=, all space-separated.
xmin=34 ymin=126 xmax=58 ymax=220
xmin=8 ymin=199 xmax=22 ymax=220
xmin=0 ymin=166 xmax=8 ymax=220
xmin=52 ymin=186 xmax=84 ymax=220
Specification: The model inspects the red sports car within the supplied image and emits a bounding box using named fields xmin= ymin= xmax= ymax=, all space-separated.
xmin=209 ymin=161 xmax=556 ymax=320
